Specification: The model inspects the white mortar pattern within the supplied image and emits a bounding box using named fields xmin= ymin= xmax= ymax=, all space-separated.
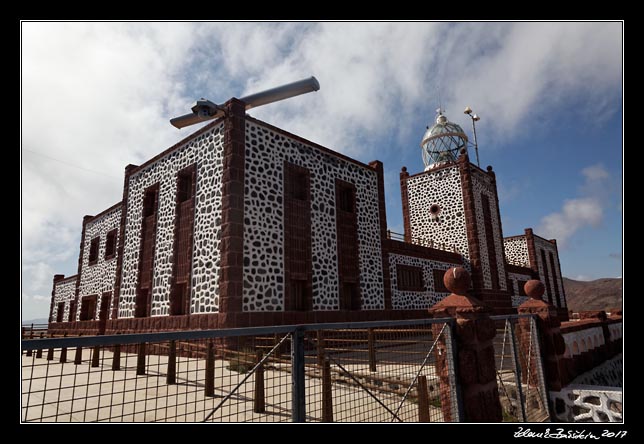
xmin=534 ymin=236 xmax=565 ymax=307
xmin=388 ymin=253 xmax=454 ymax=309
xmin=504 ymin=236 xmax=529 ymax=267
xmin=119 ymin=123 xmax=225 ymax=318
xmin=51 ymin=279 xmax=77 ymax=322
xmin=508 ymin=271 xmax=533 ymax=307
xmin=78 ymin=206 xmax=121 ymax=320
xmin=406 ymin=167 xmax=469 ymax=268
xmin=471 ymin=169 xmax=507 ymax=290
xmin=243 ymin=121 xmax=384 ymax=311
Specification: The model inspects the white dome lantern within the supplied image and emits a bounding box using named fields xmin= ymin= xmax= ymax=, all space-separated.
xmin=420 ymin=111 xmax=468 ymax=171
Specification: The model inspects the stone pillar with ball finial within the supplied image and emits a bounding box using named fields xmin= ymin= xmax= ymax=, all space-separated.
xmin=517 ymin=280 xmax=567 ymax=391
xmin=428 ymin=266 xmax=502 ymax=422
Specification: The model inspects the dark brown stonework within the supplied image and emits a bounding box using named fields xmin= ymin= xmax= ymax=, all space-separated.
xmin=284 ymin=162 xmax=313 ymax=311
xmin=399 ymin=167 xmax=411 ymax=242
xmin=480 ymin=193 xmax=500 ymax=290
xmin=335 ymin=178 xmax=361 ymax=310
xmin=517 ymin=280 xmax=567 ymax=392
xmin=524 ymin=228 xmax=539 ymax=276
xmin=486 ymin=166 xmax=510 ymax=291
xmin=218 ymin=98 xmax=246 ymax=317
xmin=428 ymin=267 xmax=502 ymax=422
xmin=112 ymin=164 xmax=138 ymax=319
xmin=369 ymin=160 xmax=391 ymax=310
xmin=456 ymin=153 xmax=486 ymax=299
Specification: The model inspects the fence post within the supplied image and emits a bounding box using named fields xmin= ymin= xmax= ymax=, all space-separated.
xmin=35 ymin=332 xmax=44 ymax=359
xmin=136 ymin=343 xmax=146 ymax=375
xmin=508 ymin=319 xmax=527 ymax=422
xmin=112 ymin=335 xmax=121 ymax=371
xmin=74 ymin=333 xmax=83 ymax=364
xmin=322 ymin=357 xmax=333 ymax=422
xmin=59 ymin=332 xmax=68 ymax=363
xmin=167 ymin=340 xmax=176 ymax=385
xmin=517 ymin=280 xmax=565 ymax=420
xmin=291 ymin=328 xmax=306 ymax=422
xmin=254 ymin=351 xmax=265 ymax=413
xmin=316 ymin=330 xmax=325 ymax=367
xmin=46 ymin=332 xmax=55 ymax=360
xmin=428 ymin=267 xmax=502 ymax=422
xmin=26 ymin=328 xmax=34 ymax=357
xmin=91 ymin=345 xmax=101 ymax=368
xmin=205 ymin=341 xmax=214 ymax=397
xmin=417 ymin=375 xmax=430 ymax=422
xmin=368 ymin=328 xmax=377 ymax=372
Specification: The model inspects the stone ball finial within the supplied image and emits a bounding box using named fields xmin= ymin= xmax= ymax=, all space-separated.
xmin=401 ymin=166 xmax=407 ymax=173
xmin=524 ymin=280 xmax=545 ymax=300
xmin=444 ymin=267 xmax=470 ymax=295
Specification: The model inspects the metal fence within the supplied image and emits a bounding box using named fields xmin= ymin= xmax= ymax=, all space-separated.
xmin=21 ymin=318 xmax=461 ymax=423
xmin=491 ymin=314 xmax=550 ymax=422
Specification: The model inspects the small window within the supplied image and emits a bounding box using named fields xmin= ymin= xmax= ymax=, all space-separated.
xmin=56 ymin=302 xmax=65 ymax=323
xmin=177 ymin=169 xmax=194 ymax=203
xmin=68 ymin=301 xmax=76 ymax=322
xmin=341 ymin=283 xmax=361 ymax=310
xmin=433 ymin=269 xmax=448 ymax=293
xmin=286 ymin=164 xmax=309 ymax=201
xmin=291 ymin=279 xmax=310 ymax=311
xmin=79 ymin=296 xmax=97 ymax=321
xmin=104 ymin=229 xmax=117 ymax=260
xmin=517 ymin=280 xmax=528 ymax=296
xmin=88 ymin=237 xmax=100 ymax=265
xmin=142 ymin=186 xmax=158 ymax=217
xmin=397 ymin=265 xmax=425 ymax=292
xmin=338 ymin=186 xmax=354 ymax=213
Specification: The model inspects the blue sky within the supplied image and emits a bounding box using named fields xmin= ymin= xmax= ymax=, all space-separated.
xmin=21 ymin=22 xmax=623 ymax=320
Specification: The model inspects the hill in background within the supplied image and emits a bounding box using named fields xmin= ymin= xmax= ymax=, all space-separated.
xmin=563 ymin=277 xmax=622 ymax=312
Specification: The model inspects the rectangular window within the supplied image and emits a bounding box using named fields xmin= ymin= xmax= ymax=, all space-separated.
xmin=136 ymin=184 xmax=159 ymax=318
xmin=397 ymin=264 xmax=425 ymax=292
xmin=341 ymin=283 xmax=361 ymax=310
xmin=104 ymin=229 xmax=117 ymax=260
xmin=88 ymin=237 xmax=100 ymax=265
xmin=79 ymin=295 xmax=97 ymax=321
xmin=338 ymin=185 xmax=355 ymax=213
xmin=433 ymin=269 xmax=448 ymax=293
xmin=290 ymin=279 xmax=310 ymax=311
xmin=177 ymin=168 xmax=194 ymax=203
xmin=56 ymin=302 xmax=65 ymax=323
xmin=517 ymin=280 xmax=528 ymax=297
xmin=540 ymin=249 xmax=553 ymax=304
xmin=286 ymin=165 xmax=309 ymax=201
xmin=68 ymin=301 xmax=76 ymax=322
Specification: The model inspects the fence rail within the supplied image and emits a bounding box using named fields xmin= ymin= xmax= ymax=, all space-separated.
xmin=21 ymin=318 xmax=462 ymax=423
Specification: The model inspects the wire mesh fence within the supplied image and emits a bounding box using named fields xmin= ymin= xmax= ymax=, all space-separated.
xmin=21 ymin=318 xmax=461 ymax=423
xmin=491 ymin=315 xmax=550 ymax=422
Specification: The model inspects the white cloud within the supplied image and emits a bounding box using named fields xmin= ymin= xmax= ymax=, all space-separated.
xmin=538 ymin=163 xmax=610 ymax=245
xmin=21 ymin=22 xmax=622 ymax=319
xmin=572 ymin=274 xmax=593 ymax=281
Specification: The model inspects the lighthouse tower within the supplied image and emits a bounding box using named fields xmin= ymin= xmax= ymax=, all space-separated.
xmin=400 ymin=111 xmax=512 ymax=312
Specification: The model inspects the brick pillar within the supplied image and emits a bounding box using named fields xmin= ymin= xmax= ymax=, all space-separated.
xmin=517 ymin=280 xmax=567 ymax=391
xmin=218 ymin=98 xmax=246 ymax=326
xmin=369 ymin=160 xmax=391 ymax=310
xmin=48 ymin=274 xmax=65 ymax=325
xmin=399 ymin=167 xmax=411 ymax=242
xmin=428 ymin=267 xmax=502 ymax=422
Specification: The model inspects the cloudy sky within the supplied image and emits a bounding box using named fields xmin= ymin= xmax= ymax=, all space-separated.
xmin=21 ymin=22 xmax=622 ymax=321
